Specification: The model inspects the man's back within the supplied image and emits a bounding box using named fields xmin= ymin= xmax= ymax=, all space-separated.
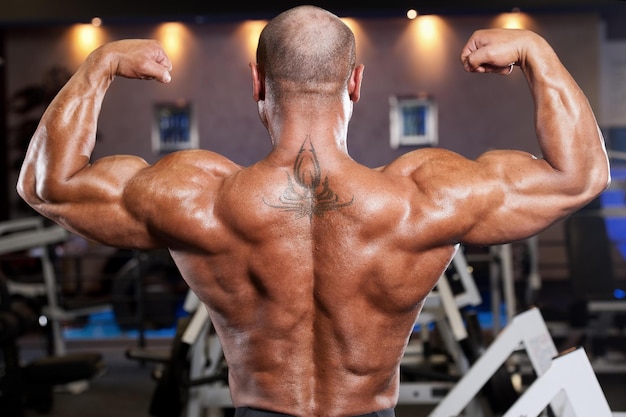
xmin=16 ymin=5 xmax=610 ymax=417
xmin=159 ymin=144 xmax=454 ymax=415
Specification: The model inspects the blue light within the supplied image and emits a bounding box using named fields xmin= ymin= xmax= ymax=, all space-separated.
xmin=614 ymin=288 xmax=626 ymax=300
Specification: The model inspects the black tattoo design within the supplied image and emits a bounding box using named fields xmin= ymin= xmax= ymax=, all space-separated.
xmin=264 ymin=138 xmax=354 ymax=220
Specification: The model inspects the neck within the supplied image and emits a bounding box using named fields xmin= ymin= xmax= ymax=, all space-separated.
xmin=264 ymin=94 xmax=352 ymax=161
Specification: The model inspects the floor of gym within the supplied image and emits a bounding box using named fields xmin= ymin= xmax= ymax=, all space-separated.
xmin=16 ymin=311 xmax=626 ymax=417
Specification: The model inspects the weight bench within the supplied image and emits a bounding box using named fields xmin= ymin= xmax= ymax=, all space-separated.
xmin=1 ymin=274 xmax=105 ymax=415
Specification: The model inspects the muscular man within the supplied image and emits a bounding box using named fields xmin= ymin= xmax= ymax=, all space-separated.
xmin=17 ymin=5 xmax=609 ymax=417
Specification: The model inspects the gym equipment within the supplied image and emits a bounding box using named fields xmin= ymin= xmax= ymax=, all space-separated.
xmin=503 ymin=346 xmax=626 ymax=417
xmin=563 ymin=198 xmax=626 ymax=373
xmin=428 ymin=306 xmax=626 ymax=417
xmin=465 ymin=243 xmax=517 ymax=332
xmin=0 ymin=216 xmax=112 ymax=355
xmin=524 ymin=235 xmax=542 ymax=308
xmin=0 ymin=216 xmax=109 ymax=415
xmin=110 ymin=249 xmax=186 ymax=339
xmin=407 ymin=244 xmax=524 ymax=416
xmin=0 ymin=274 xmax=105 ymax=416
xmin=429 ymin=307 xmax=561 ymax=417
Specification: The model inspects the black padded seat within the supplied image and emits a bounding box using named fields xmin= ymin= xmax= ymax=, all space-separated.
xmin=23 ymin=352 xmax=105 ymax=385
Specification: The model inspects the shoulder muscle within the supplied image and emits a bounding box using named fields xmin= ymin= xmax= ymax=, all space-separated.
xmin=123 ymin=150 xmax=240 ymax=240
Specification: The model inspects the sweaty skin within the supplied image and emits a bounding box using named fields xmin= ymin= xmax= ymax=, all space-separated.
xmin=17 ymin=6 xmax=609 ymax=417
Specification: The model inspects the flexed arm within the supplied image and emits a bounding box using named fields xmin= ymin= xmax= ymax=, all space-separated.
xmin=452 ymin=29 xmax=610 ymax=244
xmin=17 ymin=40 xmax=172 ymax=248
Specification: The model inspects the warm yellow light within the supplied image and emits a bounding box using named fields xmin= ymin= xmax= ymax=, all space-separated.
xmin=156 ymin=22 xmax=190 ymax=61
xmin=77 ymin=25 xmax=97 ymax=49
xmin=238 ymin=20 xmax=268 ymax=61
xmin=415 ymin=15 xmax=439 ymax=44
xmin=407 ymin=9 xmax=418 ymax=20
xmin=69 ymin=24 xmax=105 ymax=64
xmin=401 ymin=14 xmax=449 ymax=82
xmin=494 ymin=12 xmax=531 ymax=29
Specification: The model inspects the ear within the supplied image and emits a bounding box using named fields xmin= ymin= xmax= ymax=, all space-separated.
xmin=250 ymin=62 xmax=265 ymax=102
xmin=348 ymin=64 xmax=364 ymax=103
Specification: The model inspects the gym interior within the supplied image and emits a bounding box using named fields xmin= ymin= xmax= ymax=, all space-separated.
xmin=1 ymin=1 xmax=626 ymax=416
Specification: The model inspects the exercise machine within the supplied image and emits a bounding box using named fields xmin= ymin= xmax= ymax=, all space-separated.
xmin=0 ymin=216 xmax=112 ymax=355
xmin=0 ymin=217 xmax=107 ymax=414
xmin=429 ymin=306 xmax=626 ymax=417
xmin=465 ymin=243 xmax=518 ymax=332
xmin=504 ymin=346 xmax=625 ymax=417
xmin=0 ymin=272 xmax=105 ymax=415
xmin=562 ymin=198 xmax=626 ymax=374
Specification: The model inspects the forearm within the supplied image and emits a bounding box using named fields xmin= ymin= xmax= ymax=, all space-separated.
xmin=17 ymin=47 xmax=114 ymax=206
xmin=522 ymin=35 xmax=610 ymax=197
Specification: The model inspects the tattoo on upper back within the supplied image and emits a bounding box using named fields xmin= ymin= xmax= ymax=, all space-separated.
xmin=263 ymin=137 xmax=354 ymax=220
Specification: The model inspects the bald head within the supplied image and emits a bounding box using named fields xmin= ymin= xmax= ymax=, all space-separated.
xmin=257 ymin=5 xmax=356 ymax=99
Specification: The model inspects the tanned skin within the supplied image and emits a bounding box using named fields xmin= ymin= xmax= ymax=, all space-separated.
xmin=17 ymin=5 xmax=609 ymax=417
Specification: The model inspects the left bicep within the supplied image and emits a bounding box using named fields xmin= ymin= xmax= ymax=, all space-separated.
xmin=456 ymin=150 xmax=581 ymax=245
xmin=399 ymin=147 xmax=580 ymax=246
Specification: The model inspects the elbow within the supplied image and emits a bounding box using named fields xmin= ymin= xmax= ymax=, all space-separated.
xmin=600 ymin=166 xmax=612 ymax=192
xmin=16 ymin=180 xmax=44 ymax=213
xmin=557 ymin=155 xmax=611 ymax=212
xmin=16 ymin=169 xmax=57 ymax=209
xmin=16 ymin=170 xmax=38 ymax=207
xmin=577 ymin=160 xmax=611 ymax=206
xmin=583 ymin=126 xmax=612 ymax=199
xmin=591 ymin=156 xmax=611 ymax=195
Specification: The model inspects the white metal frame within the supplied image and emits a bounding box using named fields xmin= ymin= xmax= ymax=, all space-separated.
xmin=503 ymin=347 xmax=622 ymax=417
xmin=429 ymin=307 xmax=625 ymax=417
xmin=0 ymin=217 xmax=111 ymax=355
